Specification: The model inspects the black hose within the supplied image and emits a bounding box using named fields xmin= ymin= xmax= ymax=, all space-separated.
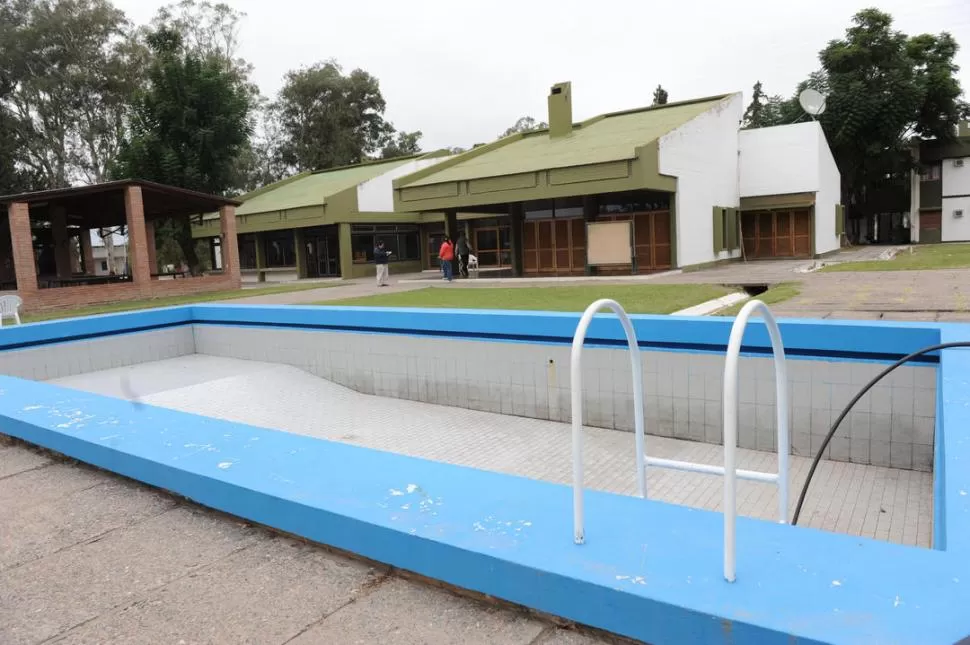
xmin=791 ymin=341 xmax=970 ymax=526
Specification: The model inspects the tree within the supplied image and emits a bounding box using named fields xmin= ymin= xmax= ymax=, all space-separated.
xmin=805 ymin=9 xmax=969 ymax=223
xmin=229 ymin=100 xmax=289 ymax=195
xmin=652 ymin=84 xmax=669 ymax=106
xmin=742 ymin=81 xmax=790 ymax=129
xmin=0 ymin=88 xmax=33 ymax=195
xmin=274 ymin=61 xmax=394 ymax=172
xmin=0 ymin=0 xmax=141 ymax=188
xmin=380 ymin=130 xmax=422 ymax=159
xmin=114 ymin=27 xmax=253 ymax=272
xmin=499 ymin=116 xmax=547 ymax=138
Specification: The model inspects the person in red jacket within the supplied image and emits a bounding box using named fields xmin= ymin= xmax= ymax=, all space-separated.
xmin=438 ymin=237 xmax=455 ymax=282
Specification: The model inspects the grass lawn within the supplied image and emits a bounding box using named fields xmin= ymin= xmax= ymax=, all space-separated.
xmin=821 ymin=244 xmax=970 ymax=272
xmin=23 ymin=281 xmax=341 ymax=323
xmin=716 ymin=282 xmax=801 ymax=316
xmin=323 ymin=283 xmax=734 ymax=315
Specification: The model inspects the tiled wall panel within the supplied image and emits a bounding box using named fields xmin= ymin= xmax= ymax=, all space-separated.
xmin=193 ymin=325 xmax=936 ymax=472
xmin=0 ymin=327 xmax=195 ymax=381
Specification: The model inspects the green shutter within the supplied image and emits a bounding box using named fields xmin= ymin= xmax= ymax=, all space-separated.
xmin=836 ymin=204 xmax=845 ymax=236
xmin=726 ymin=208 xmax=738 ymax=250
xmin=713 ymin=207 xmax=724 ymax=252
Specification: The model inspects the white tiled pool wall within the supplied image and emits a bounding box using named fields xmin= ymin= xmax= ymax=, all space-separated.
xmin=0 ymin=326 xmax=195 ymax=381
xmin=193 ymin=325 xmax=936 ymax=472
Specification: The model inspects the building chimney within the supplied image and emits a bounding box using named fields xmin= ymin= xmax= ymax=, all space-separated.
xmin=959 ymin=120 xmax=970 ymax=138
xmin=548 ymin=82 xmax=573 ymax=138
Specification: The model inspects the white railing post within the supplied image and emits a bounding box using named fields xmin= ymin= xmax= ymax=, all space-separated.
xmin=722 ymin=299 xmax=790 ymax=583
xmin=571 ymin=299 xmax=644 ymax=545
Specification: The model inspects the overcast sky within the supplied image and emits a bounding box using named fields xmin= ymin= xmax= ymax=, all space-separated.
xmin=112 ymin=0 xmax=970 ymax=151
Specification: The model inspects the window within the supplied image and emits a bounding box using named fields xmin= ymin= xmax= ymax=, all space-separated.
xmin=599 ymin=192 xmax=670 ymax=214
xmin=474 ymin=225 xmax=511 ymax=267
xmin=351 ymin=225 xmax=421 ymax=263
xmin=921 ymin=164 xmax=942 ymax=181
xmin=263 ymin=232 xmax=294 ymax=267
xmin=238 ymin=234 xmax=257 ymax=270
xmin=100 ymin=260 xmax=108 ymax=271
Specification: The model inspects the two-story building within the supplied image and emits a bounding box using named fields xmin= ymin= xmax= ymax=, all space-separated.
xmin=910 ymin=122 xmax=970 ymax=243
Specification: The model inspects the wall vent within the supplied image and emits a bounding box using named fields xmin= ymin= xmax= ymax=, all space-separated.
xmin=955 ymin=158 xmax=965 ymax=168
xmin=954 ymin=209 xmax=965 ymax=219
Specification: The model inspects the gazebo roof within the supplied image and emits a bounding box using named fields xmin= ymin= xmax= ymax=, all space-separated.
xmin=0 ymin=179 xmax=240 ymax=229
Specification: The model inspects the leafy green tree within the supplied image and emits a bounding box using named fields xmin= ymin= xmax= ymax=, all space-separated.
xmin=114 ymin=27 xmax=252 ymax=272
xmin=380 ymin=130 xmax=423 ymax=159
xmin=742 ymin=81 xmax=788 ymax=128
xmin=806 ymin=9 xmax=969 ymax=218
xmin=0 ymin=0 xmax=141 ymax=188
xmin=499 ymin=116 xmax=547 ymax=138
xmin=274 ymin=61 xmax=395 ymax=171
xmin=652 ymin=84 xmax=669 ymax=106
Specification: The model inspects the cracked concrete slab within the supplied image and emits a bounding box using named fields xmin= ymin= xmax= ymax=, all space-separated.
xmin=0 ymin=505 xmax=258 ymax=645
xmin=287 ymin=577 xmax=547 ymax=645
xmin=0 ymin=445 xmax=50 ymax=479
xmin=0 ymin=462 xmax=104 ymax=515
xmin=51 ymin=537 xmax=384 ymax=645
xmin=0 ymin=477 xmax=176 ymax=571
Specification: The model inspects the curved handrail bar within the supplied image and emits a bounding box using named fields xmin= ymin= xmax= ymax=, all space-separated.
xmin=571 ymin=298 xmax=645 ymax=545
xmin=722 ymin=299 xmax=790 ymax=582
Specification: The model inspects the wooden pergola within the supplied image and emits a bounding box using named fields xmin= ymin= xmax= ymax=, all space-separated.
xmin=0 ymin=180 xmax=242 ymax=312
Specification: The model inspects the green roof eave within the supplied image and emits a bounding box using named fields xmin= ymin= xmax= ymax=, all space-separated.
xmin=392 ymin=139 xmax=677 ymax=212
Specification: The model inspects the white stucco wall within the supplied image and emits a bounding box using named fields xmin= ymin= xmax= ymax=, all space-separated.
xmin=942 ymin=157 xmax=970 ymax=241
xmin=942 ymin=197 xmax=970 ymax=241
xmin=658 ymin=93 xmax=743 ymax=267
xmin=814 ymin=126 xmax=841 ymax=254
xmin=738 ymin=121 xmax=841 ymax=255
xmin=357 ymin=156 xmax=453 ymax=212
xmin=739 ymin=122 xmax=820 ymax=197
xmin=944 ymin=156 xmax=970 ymax=195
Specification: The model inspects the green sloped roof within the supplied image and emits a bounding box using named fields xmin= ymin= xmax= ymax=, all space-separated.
xmin=237 ymin=157 xmax=413 ymax=215
xmin=407 ymin=95 xmax=729 ymax=187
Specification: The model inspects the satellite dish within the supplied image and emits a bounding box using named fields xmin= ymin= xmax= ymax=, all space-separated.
xmin=798 ymin=88 xmax=827 ymax=117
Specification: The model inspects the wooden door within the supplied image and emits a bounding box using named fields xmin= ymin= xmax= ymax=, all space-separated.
xmin=600 ymin=211 xmax=672 ymax=273
xmin=920 ymin=210 xmax=942 ymax=244
xmin=742 ymin=209 xmax=812 ymax=258
xmin=522 ymin=218 xmax=586 ymax=275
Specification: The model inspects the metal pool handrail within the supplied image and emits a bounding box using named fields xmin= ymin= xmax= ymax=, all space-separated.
xmin=722 ymin=299 xmax=790 ymax=582
xmin=571 ymin=298 xmax=645 ymax=545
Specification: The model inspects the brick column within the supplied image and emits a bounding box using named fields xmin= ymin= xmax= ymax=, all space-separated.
xmin=80 ymin=230 xmax=95 ymax=274
xmin=7 ymin=202 xmax=38 ymax=295
xmin=144 ymin=217 xmax=158 ymax=275
xmin=124 ymin=185 xmax=152 ymax=292
xmin=219 ymin=205 xmax=241 ymax=287
xmin=51 ymin=206 xmax=72 ymax=278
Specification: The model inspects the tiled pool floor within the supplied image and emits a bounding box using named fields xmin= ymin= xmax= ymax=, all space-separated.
xmin=51 ymin=354 xmax=934 ymax=547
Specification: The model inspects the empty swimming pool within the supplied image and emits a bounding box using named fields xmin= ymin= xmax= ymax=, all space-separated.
xmin=0 ymin=303 xmax=967 ymax=644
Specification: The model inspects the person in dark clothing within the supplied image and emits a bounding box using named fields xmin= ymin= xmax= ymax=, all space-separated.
xmin=456 ymin=233 xmax=471 ymax=278
xmin=374 ymin=239 xmax=392 ymax=286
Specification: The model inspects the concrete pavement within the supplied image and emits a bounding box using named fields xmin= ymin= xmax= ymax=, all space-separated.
xmin=0 ymin=439 xmax=621 ymax=645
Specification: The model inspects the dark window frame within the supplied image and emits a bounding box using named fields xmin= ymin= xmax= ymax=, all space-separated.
xmin=351 ymin=224 xmax=421 ymax=264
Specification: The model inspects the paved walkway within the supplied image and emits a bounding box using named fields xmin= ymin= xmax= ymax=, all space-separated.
xmin=53 ymin=356 xmax=933 ymax=547
xmin=221 ymin=245 xmax=970 ymax=322
xmin=0 ymin=440 xmax=613 ymax=645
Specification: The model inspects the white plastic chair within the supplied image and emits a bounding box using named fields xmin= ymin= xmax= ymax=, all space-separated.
xmin=0 ymin=295 xmax=22 ymax=327
xmin=467 ymin=254 xmax=480 ymax=278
